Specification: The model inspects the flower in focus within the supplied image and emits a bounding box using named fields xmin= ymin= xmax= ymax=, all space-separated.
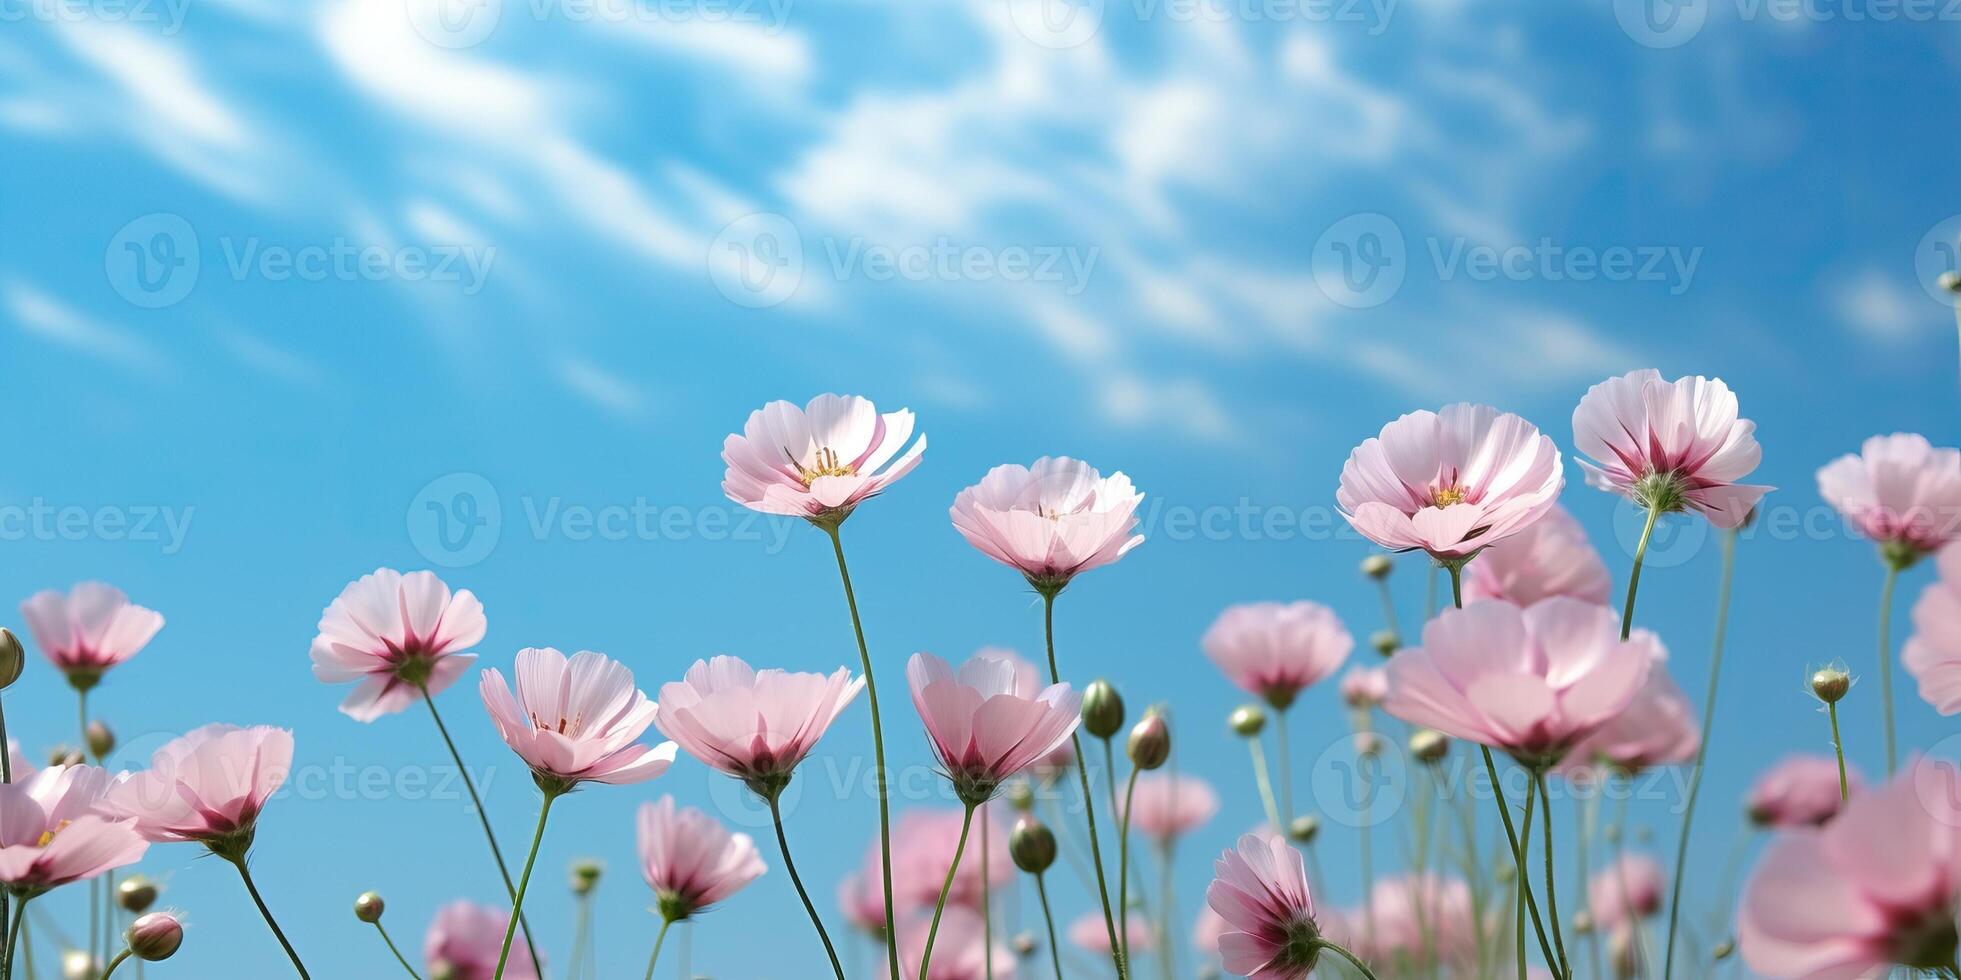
xmin=636 ymin=795 xmax=765 ymax=922
xmin=654 ymin=655 xmax=861 ymax=797
xmin=1560 ymin=656 xmax=1700 ymax=775
xmin=1463 ymin=505 xmax=1612 ymax=607
xmin=721 ymin=394 xmax=926 ymax=526
xmin=1121 ymin=773 xmax=1219 ymax=844
xmin=1381 ymin=598 xmax=1653 ymax=767
xmin=1737 ymin=759 xmax=1961 ymax=977
xmin=1206 ymin=832 xmax=1321 ymax=980
xmin=126 ymin=911 xmax=184 ymax=961
xmin=424 ymin=900 xmax=539 ymax=980
xmin=1817 ymin=434 xmax=1961 ymax=561
xmin=949 ymin=457 xmax=1145 ymax=593
xmin=906 ymin=651 xmax=1081 ymax=804
xmin=1201 ymin=601 xmax=1354 ymax=710
xmin=1904 ymin=543 xmax=1961 ymax=715
xmin=100 ymin=724 xmax=292 ymax=859
xmin=1339 ymin=666 xmax=1388 ymax=710
xmin=19 ymin=582 xmax=164 ymax=690
xmin=0 ymin=765 xmax=147 ymax=895
xmin=479 ymin=648 xmax=677 ymax=794
xmin=895 ymin=906 xmax=1015 ymax=980
xmin=1336 ymin=403 xmax=1564 ymax=560
xmin=1070 ymin=911 xmax=1156 ymax=956
xmin=1746 ymin=755 xmax=1861 ymax=828
xmin=309 ymin=568 xmax=486 ymax=722
xmin=1587 ymin=853 xmax=1665 ymax=929
xmin=1571 ymin=369 xmax=1771 ymax=527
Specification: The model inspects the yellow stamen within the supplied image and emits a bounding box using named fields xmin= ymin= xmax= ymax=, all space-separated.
xmin=796 ymin=447 xmax=858 ymax=485
xmin=1432 ymin=486 xmax=1467 ymax=507
xmin=36 ymin=819 xmax=72 ymax=847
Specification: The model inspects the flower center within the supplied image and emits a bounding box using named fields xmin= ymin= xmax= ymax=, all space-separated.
xmin=796 ymin=447 xmax=857 ymax=485
xmin=35 ymin=820 xmax=71 ymax=848
xmin=1431 ymin=485 xmax=1467 ymax=507
xmin=530 ymin=711 xmax=584 ymax=737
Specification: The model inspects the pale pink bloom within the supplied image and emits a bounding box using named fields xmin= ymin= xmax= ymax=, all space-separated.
xmin=1340 ymin=666 xmax=1388 ymax=709
xmin=1122 ymin=773 xmax=1219 ymax=844
xmin=1746 ymin=755 xmax=1861 ymax=828
xmin=100 ymin=724 xmax=292 ymax=850
xmin=885 ymin=808 xmax=1012 ymax=910
xmin=837 ymin=868 xmax=887 ymax=936
xmin=949 ymin=457 xmax=1145 ymax=592
xmin=6 ymin=739 xmax=33 ymax=780
xmin=424 ymin=900 xmax=539 ymax=980
xmin=479 ymin=648 xmax=677 ymax=792
xmin=1737 ymin=758 xmax=1961 ymax=977
xmin=309 ymin=568 xmax=486 ymax=722
xmin=1587 ymin=853 xmax=1664 ymax=928
xmin=1193 ymin=905 xmax=1229 ymax=957
xmin=1031 ymin=737 xmax=1075 ymax=784
xmin=1572 ymin=369 xmax=1771 ymax=527
xmin=720 ymin=394 xmax=925 ymax=525
xmin=636 ymin=795 xmax=765 ymax=919
xmin=1381 ymin=598 xmax=1653 ymax=766
xmin=1206 ymin=832 xmax=1319 ymax=979
xmin=0 ymin=765 xmax=147 ymax=894
xmin=1818 ymin=433 xmax=1961 ymax=556
xmin=896 ymin=907 xmax=1016 ymax=980
xmin=1561 ymin=657 xmax=1700 ymax=774
xmin=1362 ymin=872 xmax=1478 ymax=969
xmin=654 ymin=655 xmax=861 ymax=790
xmin=1070 ymin=911 xmax=1156 ymax=955
xmin=905 ymin=652 xmax=1081 ymax=802
xmin=1201 ymin=601 xmax=1353 ymax=709
xmin=19 ymin=582 xmax=163 ymax=686
xmin=1905 ymin=543 xmax=1961 ymax=714
xmin=1336 ymin=403 xmax=1564 ymax=559
xmin=1463 ymin=505 xmax=1612 ymax=607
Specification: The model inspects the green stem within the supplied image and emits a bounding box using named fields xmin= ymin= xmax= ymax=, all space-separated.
xmin=1877 ymin=558 xmax=1902 ymax=776
xmin=1621 ymin=506 xmax=1661 ymax=640
xmin=80 ymin=690 xmax=97 ymax=967
xmin=1519 ymin=775 xmax=1536 ymax=979
xmin=1360 ymin=751 xmax=1375 ymax=950
xmin=1662 ymin=528 xmax=1738 ymax=980
xmin=1033 ymin=875 xmax=1066 ymax=980
xmin=766 ymin=790 xmax=847 ymax=980
xmin=492 ymin=792 xmax=557 ymax=980
xmin=1043 ymin=592 xmax=1125 ymax=980
xmin=641 ymin=918 xmax=673 ymax=980
xmin=2 ymin=895 xmax=26 ymax=980
xmin=982 ymin=805 xmax=994 ymax=980
xmin=227 ymin=856 xmax=312 ymax=979
xmin=1374 ymin=575 xmax=1401 ymax=639
xmin=96 ymin=950 xmax=130 ymax=980
xmin=420 ymin=688 xmax=541 ymax=972
xmin=1828 ymin=703 xmax=1850 ymax=800
xmin=1156 ymin=840 xmax=1177 ymax=980
xmin=1580 ymin=790 xmax=1603 ymax=980
xmin=1 ymin=694 xmax=10 ymax=980
xmin=824 ymin=525 xmax=902 ymax=980
xmin=1315 ymin=939 xmax=1383 ymax=980
xmin=919 ymin=803 xmax=978 ymax=980
xmin=566 ymin=892 xmax=590 ymax=980
xmin=1274 ymin=707 xmax=1295 ymax=824
xmin=372 ymin=920 xmax=422 ymax=979
xmin=1535 ymin=772 xmax=1571 ymax=978
xmin=1117 ymin=768 xmax=1140 ymax=964
xmin=1246 ymin=737 xmax=1282 ymax=833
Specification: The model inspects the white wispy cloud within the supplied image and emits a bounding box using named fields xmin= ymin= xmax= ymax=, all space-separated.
xmin=554 ymin=355 xmax=648 ymax=420
xmin=4 ymin=279 xmax=167 ymax=375
xmin=1829 ymin=268 xmax=1930 ymax=344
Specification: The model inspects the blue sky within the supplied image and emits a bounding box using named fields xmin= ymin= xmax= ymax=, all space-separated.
xmin=3 ymin=0 xmax=1960 ymax=976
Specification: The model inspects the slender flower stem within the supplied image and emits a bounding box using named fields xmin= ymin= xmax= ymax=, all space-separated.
xmin=1117 ymin=768 xmax=1141 ymax=963
xmin=1314 ymin=940 xmax=1383 ymax=980
xmin=766 ymin=790 xmax=847 ymax=980
xmin=1155 ymin=840 xmax=1177 ymax=980
xmin=1580 ymin=790 xmax=1604 ymax=980
xmin=920 ymin=802 xmax=978 ymax=980
xmin=1828 ymin=703 xmax=1850 ymax=800
xmin=1032 ymin=874 xmax=1066 ymax=980
xmin=419 ymin=687 xmax=541 ymax=971
xmin=566 ymin=891 xmax=591 ymax=980
xmin=982 ymin=805 xmax=994 ymax=980
xmin=1041 ymin=591 xmax=1125 ymax=979
xmin=1245 ymin=737 xmax=1283 ymax=833
xmin=1359 ymin=748 xmax=1376 ymax=949
xmin=1519 ymin=777 xmax=1537 ymax=979
xmin=371 ymin=920 xmax=422 ymax=979
xmin=824 ymin=525 xmax=902 ymax=980
xmin=79 ymin=690 xmax=99 ymax=967
xmin=1622 ymin=506 xmax=1662 ymax=640
xmin=96 ymin=949 xmax=131 ymax=980
xmin=1662 ymin=528 xmax=1738 ymax=980
xmin=2 ymin=895 xmax=26 ymax=980
xmin=1 ymin=693 xmax=10 ymax=976
xmin=1535 ymin=772 xmax=1571 ymax=978
xmin=1374 ymin=576 xmax=1401 ymax=640
xmin=1877 ymin=557 xmax=1903 ymax=776
xmin=492 ymin=792 xmax=557 ymax=980
xmin=1273 ymin=708 xmax=1295 ymax=824
xmin=641 ymin=918 xmax=674 ymax=980
xmin=226 ymin=856 xmax=312 ymax=979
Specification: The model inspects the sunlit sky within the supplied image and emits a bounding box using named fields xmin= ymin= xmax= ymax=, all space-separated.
xmin=3 ymin=0 xmax=1960 ymax=976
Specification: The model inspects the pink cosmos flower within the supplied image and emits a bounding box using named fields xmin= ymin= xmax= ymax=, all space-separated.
xmin=1905 ymin=543 xmax=1961 ymax=714
xmin=896 ymin=907 xmax=1015 ymax=980
xmin=1463 ymin=505 xmax=1612 ymax=608
xmin=100 ymin=724 xmax=292 ymax=855
xmin=1206 ymin=832 xmax=1320 ymax=979
xmin=1587 ymin=853 xmax=1664 ymax=928
xmin=905 ymin=652 xmax=1081 ymax=803
xmin=1336 ymin=403 xmax=1564 ymax=560
xmin=636 ymin=795 xmax=765 ymax=920
xmin=653 ymin=655 xmax=861 ymax=794
xmin=1571 ymin=370 xmax=1771 ymax=527
xmin=721 ymin=394 xmax=926 ymax=526
xmin=949 ymin=457 xmax=1145 ymax=592
xmin=19 ymin=582 xmax=164 ymax=688
xmin=1122 ymin=773 xmax=1220 ymax=844
xmin=0 ymin=765 xmax=147 ymax=895
xmin=1340 ymin=666 xmax=1389 ymax=710
xmin=1381 ymin=598 xmax=1653 ymax=767
xmin=309 ymin=568 xmax=486 ymax=722
xmin=1746 ymin=755 xmax=1861 ymax=828
xmin=1560 ymin=659 xmax=1700 ymax=774
xmin=479 ymin=648 xmax=677 ymax=793
xmin=837 ymin=868 xmax=887 ymax=936
xmin=1818 ymin=433 xmax=1961 ymax=559
xmin=1201 ymin=601 xmax=1354 ymax=709
xmin=1737 ymin=758 xmax=1961 ymax=977
xmin=1071 ymin=911 xmax=1156 ymax=955
xmin=885 ymin=809 xmax=1012 ymax=910
xmin=424 ymin=900 xmax=539 ymax=980
xmin=1360 ymin=873 xmax=1478 ymax=969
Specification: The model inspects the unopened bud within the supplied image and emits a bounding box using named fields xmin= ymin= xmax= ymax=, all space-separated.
xmin=1572 ymin=911 xmax=1594 ymax=934
xmin=1713 ymin=939 xmax=1734 ymax=961
xmin=1409 ymin=729 xmax=1449 ymax=765
xmin=1810 ymin=666 xmax=1851 ymax=705
xmin=354 ymin=891 xmax=385 ymax=923
xmin=1355 ymin=732 xmax=1384 ymax=759
xmin=1127 ymin=712 xmax=1170 ymax=770
xmin=127 ymin=912 xmax=183 ymax=962
xmin=48 ymin=745 xmax=82 ymax=767
xmin=1287 ymin=815 xmax=1320 ymax=844
xmin=60 ymin=950 xmax=97 ymax=980
xmin=0 ymin=628 xmax=22 ymax=690
xmin=85 ymin=720 xmax=115 ymax=759
xmin=1228 ymin=704 xmax=1266 ymax=737
xmin=118 ymin=875 xmax=159 ymax=914
xmin=429 ymin=960 xmax=458 ymax=980
xmin=1941 ymin=270 xmax=1961 ymax=294
xmin=570 ymin=859 xmax=602 ymax=895
xmin=1361 ymin=555 xmax=1393 ymax=580
xmin=1010 ymin=815 xmax=1057 ymax=874
xmin=1006 ymin=781 xmax=1035 ymax=812
xmin=1370 ymin=630 xmax=1400 ymax=658
xmin=1012 ymin=932 xmax=1036 ymax=957
xmin=1496 ymin=862 xmax=1516 ymax=884
xmin=1082 ymin=681 xmax=1125 ymax=740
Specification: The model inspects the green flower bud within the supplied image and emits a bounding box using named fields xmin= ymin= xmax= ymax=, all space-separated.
xmin=1810 ymin=666 xmax=1851 ymax=705
xmin=354 ymin=891 xmax=385 ymax=923
xmin=118 ymin=875 xmax=159 ymax=914
xmin=1082 ymin=680 xmax=1125 ymax=740
xmin=1360 ymin=555 xmax=1393 ymax=580
xmin=85 ymin=720 xmax=115 ymax=760
xmin=1370 ymin=630 xmax=1400 ymax=657
xmin=0 ymin=628 xmax=22 ymax=690
xmin=1409 ymin=728 xmax=1449 ymax=765
xmin=1287 ymin=814 xmax=1320 ymax=844
xmin=1228 ymin=704 xmax=1266 ymax=737
xmin=1010 ymin=815 xmax=1057 ymax=874
xmin=1127 ymin=712 xmax=1170 ymax=770
xmin=571 ymin=859 xmax=603 ymax=895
